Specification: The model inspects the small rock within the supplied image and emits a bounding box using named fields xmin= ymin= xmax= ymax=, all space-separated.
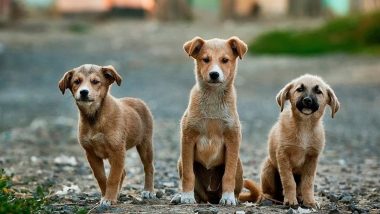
xmin=156 ymin=190 xmax=164 ymax=199
xmin=328 ymin=193 xmax=340 ymax=202
xmin=235 ymin=211 xmax=245 ymax=214
xmin=340 ymin=195 xmax=353 ymax=203
xmin=259 ymin=199 xmax=273 ymax=206
xmin=328 ymin=204 xmax=340 ymax=214
xmin=193 ymin=206 xmax=218 ymax=214
xmin=165 ymin=188 xmax=177 ymax=195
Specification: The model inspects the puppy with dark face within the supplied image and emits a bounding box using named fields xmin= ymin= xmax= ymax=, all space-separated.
xmin=58 ymin=64 xmax=155 ymax=207
xmin=239 ymin=74 xmax=340 ymax=208
xmin=171 ymin=37 xmax=247 ymax=206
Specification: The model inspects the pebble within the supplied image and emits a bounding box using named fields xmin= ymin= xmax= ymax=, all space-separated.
xmin=340 ymin=195 xmax=353 ymax=203
xmin=235 ymin=211 xmax=245 ymax=214
xmin=193 ymin=206 xmax=219 ymax=214
xmin=259 ymin=199 xmax=273 ymax=206
xmin=156 ymin=190 xmax=164 ymax=198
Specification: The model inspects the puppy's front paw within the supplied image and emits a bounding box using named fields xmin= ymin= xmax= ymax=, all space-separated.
xmin=219 ymin=192 xmax=237 ymax=206
xmin=180 ymin=192 xmax=196 ymax=204
xmin=284 ymin=196 xmax=298 ymax=207
xmin=99 ymin=197 xmax=113 ymax=208
xmin=141 ymin=191 xmax=156 ymax=199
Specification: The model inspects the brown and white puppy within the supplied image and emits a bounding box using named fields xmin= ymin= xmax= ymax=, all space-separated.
xmin=239 ymin=74 xmax=340 ymax=208
xmin=58 ymin=64 xmax=155 ymax=207
xmin=171 ymin=37 xmax=247 ymax=206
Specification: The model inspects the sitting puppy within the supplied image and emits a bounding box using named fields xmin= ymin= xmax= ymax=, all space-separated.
xmin=172 ymin=36 xmax=248 ymax=206
xmin=239 ymin=74 xmax=340 ymax=208
xmin=58 ymin=64 xmax=155 ymax=206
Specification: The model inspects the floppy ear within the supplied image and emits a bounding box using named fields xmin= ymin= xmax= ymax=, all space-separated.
xmin=183 ymin=37 xmax=205 ymax=58
xmin=327 ymin=87 xmax=340 ymax=118
xmin=102 ymin=65 xmax=122 ymax=86
xmin=58 ymin=70 xmax=73 ymax=95
xmin=276 ymin=82 xmax=293 ymax=112
xmin=227 ymin=36 xmax=248 ymax=60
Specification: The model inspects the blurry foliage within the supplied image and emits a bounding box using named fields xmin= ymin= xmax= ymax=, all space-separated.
xmin=0 ymin=168 xmax=50 ymax=213
xmin=249 ymin=12 xmax=380 ymax=55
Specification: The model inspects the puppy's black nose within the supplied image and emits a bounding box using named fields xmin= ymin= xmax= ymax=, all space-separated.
xmin=80 ymin=89 xmax=89 ymax=97
xmin=209 ymin=72 xmax=219 ymax=80
xmin=303 ymin=97 xmax=312 ymax=106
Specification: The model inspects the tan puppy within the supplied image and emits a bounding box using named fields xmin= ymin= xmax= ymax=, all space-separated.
xmin=58 ymin=64 xmax=155 ymax=207
xmin=171 ymin=37 xmax=247 ymax=206
xmin=239 ymin=74 xmax=340 ymax=208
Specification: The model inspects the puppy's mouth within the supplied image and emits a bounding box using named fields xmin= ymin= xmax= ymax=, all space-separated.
xmin=207 ymin=80 xmax=223 ymax=86
xmin=76 ymin=98 xmax=95 ymax=103
xmin=300 ymin=108 xmax=314 ymax=115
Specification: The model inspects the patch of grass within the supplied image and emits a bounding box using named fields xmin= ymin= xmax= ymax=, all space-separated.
xmin=0 ymin=168 xmax=50 ymax=213
xmin=249 ymin=12 xmax=380 ymax=55
xmin=67 ymin=21 xmax=91 ymax=34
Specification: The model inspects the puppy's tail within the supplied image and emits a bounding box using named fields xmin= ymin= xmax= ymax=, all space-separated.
xmin=238 ymin=179 xmax=262 ymax=202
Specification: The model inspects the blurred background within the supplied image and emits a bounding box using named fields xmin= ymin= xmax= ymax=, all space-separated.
xmin=0 ymin=0 xmax=379 ymax=213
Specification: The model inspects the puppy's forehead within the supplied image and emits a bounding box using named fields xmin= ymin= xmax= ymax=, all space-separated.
xmin=74 ymin=64 xmax=102 ymax=75
xmin=203 ymin=39 xmax=230 ymax=52
xmin=294 ymin=75 xmax=325 ymax=87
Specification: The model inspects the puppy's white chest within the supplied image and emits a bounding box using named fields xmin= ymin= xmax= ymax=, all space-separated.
xmin=195 ymin=135 xmax=225 ymax=169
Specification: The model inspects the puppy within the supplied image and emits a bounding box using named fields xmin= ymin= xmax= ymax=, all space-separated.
xmin=58 ymin=64 xmax=155 ymax=206
xmin=239 ymin=74 xmax=340 ymax=208
xmin=171 ymin=37 xmax=248 ymax=206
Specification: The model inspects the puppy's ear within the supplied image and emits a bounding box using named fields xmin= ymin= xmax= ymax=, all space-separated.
xmin=227 ymin=36 xmax=248 ymax=60
xmin=102 ymin=65 xmax=122 ymax=86
xmin=327 ymin=87 xmax=340 ymax=118
xmin=58 ymin=70 xmax=74 ymax=95
xmin=183 ymin=37 xmax=205 ymax=58
xmin=276 ymin=83 xmax=293 ymax=112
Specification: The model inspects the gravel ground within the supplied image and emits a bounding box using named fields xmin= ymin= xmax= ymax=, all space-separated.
xmin=0 ymin=18 xmax=379 ymax=213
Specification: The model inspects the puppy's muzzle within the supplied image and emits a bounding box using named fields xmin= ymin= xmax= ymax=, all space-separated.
xmin=209 ymin=72 xmax=219 ymax=81
xmin=296 ymin=96 xmax=319 ymax=115
xmin=77 ymin=89 xmax=93 ymax=102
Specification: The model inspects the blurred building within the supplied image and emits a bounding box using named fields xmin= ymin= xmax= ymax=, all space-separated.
xmin=0 ymin=0 xmax=380 ymax=22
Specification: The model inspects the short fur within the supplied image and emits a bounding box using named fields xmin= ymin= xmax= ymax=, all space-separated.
xmin=239 ymin=74 xmax=340 ymax=208
xmin=174 ymin=37 xmax=248 ymax=205
xmin=58 ymin=64 xmax=155 ymax=206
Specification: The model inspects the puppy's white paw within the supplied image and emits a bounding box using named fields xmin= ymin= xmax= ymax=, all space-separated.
xmin=219 ymin=192 xmax=237 ymax=206
xmin=141 ymin=191 xmax=156 ymax=199
xmin=99 ymin=197 xmax=112 ymax=208
xmin=180 ymin=191 xmax=196 ymax=204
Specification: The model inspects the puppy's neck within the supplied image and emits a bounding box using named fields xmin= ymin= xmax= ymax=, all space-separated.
xmin=196 ymin=84 xmax=235 ymax=120
xmin=77 ymin=95 xmax=116 ymax=126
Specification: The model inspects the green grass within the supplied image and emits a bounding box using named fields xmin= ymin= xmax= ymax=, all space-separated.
xmin=0 ymin=169 xmax=50 ymax=213
xmin=249 ymin=12 xmax=380 ymax=55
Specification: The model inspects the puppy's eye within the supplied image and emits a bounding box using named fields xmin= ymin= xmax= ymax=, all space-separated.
xmin=73 ymin=79 xmax=81 ymax=85
xmin=221 ymin=58 xmax=229 ymax=64
xmin=296 ymin=87 xmax=304 ymax=92
xmin=91 ymin=80 xmax=100 ymax=84
xmin=203 ymin=57 xmax=210 ymax=63
xmin=315 ymin=89 xmax=322 ymax=94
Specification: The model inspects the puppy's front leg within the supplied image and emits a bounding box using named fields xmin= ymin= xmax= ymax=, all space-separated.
xmin=220 ymin=129 xmax=240 ymax=206
xmin=300 ymin=155 xmax=318 ymax=208
xmin=85 ymin=151 xmax=107 ymax=196
xmin=277 ymin=151 xmax=298 ymax=206
xmin=101 ymin=151 xmax=125 ymax=206
xmin=180 ymin=130 xmax=197 ymax=204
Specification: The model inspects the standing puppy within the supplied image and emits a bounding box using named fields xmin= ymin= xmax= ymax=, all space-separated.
xmin=58 ymin=64 xmax=155 ymax=207
xmin=172 ymin=37 xmax=247 ymax=205
xmin=239 ymin=74 xmax=340 ymax=208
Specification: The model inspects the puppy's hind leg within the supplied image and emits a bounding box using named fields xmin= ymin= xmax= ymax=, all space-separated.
xmin=136 ymin=137 xmax=155 ymax=199
xmin=261 ymin=158 xmax=282 ymax=202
